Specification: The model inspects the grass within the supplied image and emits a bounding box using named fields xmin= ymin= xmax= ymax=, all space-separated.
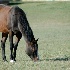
xmin=0 ymin=1 xmax=70 ymax=70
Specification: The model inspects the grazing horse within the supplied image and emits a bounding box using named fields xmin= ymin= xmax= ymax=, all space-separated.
xmin=0 ymin=4 xmax=39 ymax=62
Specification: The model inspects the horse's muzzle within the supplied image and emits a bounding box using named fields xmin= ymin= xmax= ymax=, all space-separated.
xmin=33 ymin=56 xmax=39 ymax=62
xmin=31 ymin=55 xmax=39 ymax=62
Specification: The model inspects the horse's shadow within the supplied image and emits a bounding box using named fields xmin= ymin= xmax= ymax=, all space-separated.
xmin=21 ymin=57 xmax=70 ymax=62
xmin=40 ymin=57 xmax=70 ymax=62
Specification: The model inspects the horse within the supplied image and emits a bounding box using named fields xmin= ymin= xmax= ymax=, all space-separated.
xmin=0 ymin=4 xmax=39 ymax=62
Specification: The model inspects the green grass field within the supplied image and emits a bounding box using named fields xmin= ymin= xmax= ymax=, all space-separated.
xmin=0 ymin=2 xmax=70 ymax=70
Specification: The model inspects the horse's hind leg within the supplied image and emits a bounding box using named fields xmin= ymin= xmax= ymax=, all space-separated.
xmin=13 ymin=31 xmax=22 ymax=61
xmin=1 ymin=33 xmax=8 ymax=61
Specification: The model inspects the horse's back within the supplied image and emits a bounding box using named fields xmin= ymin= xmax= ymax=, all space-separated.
xmin=0 ymin=4 xmax=5 ymax=10
xmin=0 ymin=4 xmax=12 ymax=33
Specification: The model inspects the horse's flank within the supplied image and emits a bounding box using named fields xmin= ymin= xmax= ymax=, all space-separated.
xmin=0 ymin=4 xmax=12 ymax=33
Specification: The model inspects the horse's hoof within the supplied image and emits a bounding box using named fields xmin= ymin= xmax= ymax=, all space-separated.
xmin=10 ymin=60 xmax=15 ymax=63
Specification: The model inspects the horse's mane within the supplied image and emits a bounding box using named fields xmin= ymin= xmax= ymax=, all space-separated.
xmin=13 ymin=6 xmax=35 ymax=42
xmin=19 ymin=10 xmax=35 ymax=42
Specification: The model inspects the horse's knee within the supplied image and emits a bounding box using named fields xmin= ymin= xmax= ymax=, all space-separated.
xmin=1 ymin=40 xmax=2 ymax=42
xmin=1 ymin=40 xmax=5 ymax=43
xmin=14 ymin=42 xmax=18 ymax=50
xmin=10 ymin=43 xmax=14 ymax=50
xmin=14 ymin=45 xmax=17 ymax=50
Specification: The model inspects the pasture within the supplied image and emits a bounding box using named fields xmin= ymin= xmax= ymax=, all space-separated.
xmin=0 ymin=1 xmax=70 ymax=70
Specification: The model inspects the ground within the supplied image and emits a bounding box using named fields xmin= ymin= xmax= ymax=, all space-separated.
xmin=0 ymin=1 xmax=70 ymax=70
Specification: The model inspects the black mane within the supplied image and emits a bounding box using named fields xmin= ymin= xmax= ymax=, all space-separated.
xmin=16 ymin=7 xmax=35 ymax=42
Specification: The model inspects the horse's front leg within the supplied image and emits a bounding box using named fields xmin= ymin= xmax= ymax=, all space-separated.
xmin=1 ymin=33 xmax=8 ymax=61
xmin=9 ymin=30 xmax=14 ymax=62
xmin=13 ymin=31 xmax=22 ymax=61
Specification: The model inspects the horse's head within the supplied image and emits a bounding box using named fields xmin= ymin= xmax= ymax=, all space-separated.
xmin=26 ymin=38 xmax=39 ymax=61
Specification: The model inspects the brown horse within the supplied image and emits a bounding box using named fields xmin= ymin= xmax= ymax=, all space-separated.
xmin=0 ymin=4 xmax=39 ymax=62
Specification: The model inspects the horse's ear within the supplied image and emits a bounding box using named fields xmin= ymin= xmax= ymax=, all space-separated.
xmin=36 ymin=38 xmax=39 ymax=42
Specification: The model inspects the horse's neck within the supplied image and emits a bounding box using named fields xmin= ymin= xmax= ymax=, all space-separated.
xmin=23 ymin=27 xmax=34 ymax=43
xmin=20 ymin=24 xmax=34 ymax=43
xmin=16 ymin=6 xmax=34 ymax=43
